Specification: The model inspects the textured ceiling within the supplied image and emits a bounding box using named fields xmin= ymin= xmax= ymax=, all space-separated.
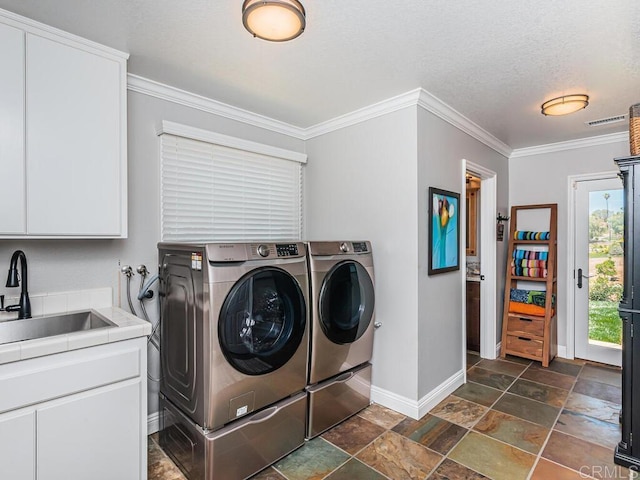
xmin=1 ymin=1 xmax=638 ymax=149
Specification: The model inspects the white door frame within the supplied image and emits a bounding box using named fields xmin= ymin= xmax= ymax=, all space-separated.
xmin=463 ymin=160 xmax=498 ymax=361
xmin=566 ymin=171 xmax=620 ymax=359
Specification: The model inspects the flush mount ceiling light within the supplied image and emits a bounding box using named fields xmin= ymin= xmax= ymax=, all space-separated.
xmin=242 ymin=0 xmax=306 ymax=42
xmin=541 ymin=94 xmax=589 ymax=116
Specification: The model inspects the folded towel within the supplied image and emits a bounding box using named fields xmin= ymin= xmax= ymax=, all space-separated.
xmin=509 ymin=301 xmax=551 ymax=317
xmin=514 ymin=259 xmax=547 ymax=269
xmin=514 ymin=230 xmax=550 ymax=241
xmin=510 ymin=288 xmax=556 ymax=307
xmin=511 ymin=266 xmax=548 ymax=278
xmin=513 ymin=249 xmax=548 ymax=261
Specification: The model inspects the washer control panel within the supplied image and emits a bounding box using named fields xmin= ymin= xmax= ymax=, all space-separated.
xmin=276 ymin=243 xmax=299 ymax=257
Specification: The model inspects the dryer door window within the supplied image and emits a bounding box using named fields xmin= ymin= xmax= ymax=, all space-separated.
xmin=319 ymin=260 xmax=375 ymax=344
xmin=219 ymin=267 xmax=306 ymax=375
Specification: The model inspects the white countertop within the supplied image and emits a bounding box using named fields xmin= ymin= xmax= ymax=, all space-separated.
xmin=0 ymin=306 xmax=152 ymax=365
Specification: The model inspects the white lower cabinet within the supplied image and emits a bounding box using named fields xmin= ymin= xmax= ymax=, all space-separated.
xmin=0 ymin=338 xmax=147 ymax=480
xmin=0 ymin=410 xmax=35 ymax=480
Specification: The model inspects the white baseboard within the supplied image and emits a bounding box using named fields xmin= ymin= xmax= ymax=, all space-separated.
xmin=148 ymin=411 xmax=160 ymax=435
xmin=371 ymin=369 xmax=465 ymax=420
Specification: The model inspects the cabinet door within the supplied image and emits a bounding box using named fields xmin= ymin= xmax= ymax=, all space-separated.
xmin=37 ymin=381 xmax=141 ymax=480
xmin=26 ymin=33 xmax=123 ymax=235
xmin=466 ymin=281 xmax=480 ymax=352
xmin=0 ymin=23 xmax=26 ymax=234
xmin=0 ymin=410 xmax=36 ymax=480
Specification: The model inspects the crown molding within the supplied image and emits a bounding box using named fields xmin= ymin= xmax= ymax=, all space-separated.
xmin=303 ymin=89 xmax=423 ymax=139
xmin=0 ymin=8 xmax=128 ymax=60
xmin=127 ymin=74 xmax=307 ymax=140
xmin=510 ymin=131 xmax=629 ymax=158
xmin=303 ymin=88 xmax=513 ymax=158
xmin=416 ymin=89 xmax=512 ymax=158
xmin=127 ymin=74 xmax=512 ymax=157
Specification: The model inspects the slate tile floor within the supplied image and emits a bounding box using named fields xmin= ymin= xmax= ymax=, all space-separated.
xmin=149 ymin=354 xmax=637 ymax=479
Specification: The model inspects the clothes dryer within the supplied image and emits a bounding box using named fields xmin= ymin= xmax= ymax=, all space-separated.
xmin=306 ymin=241 xmax=376 ymax=437
xmin=157 ymin=242 xmax=309 ymax=480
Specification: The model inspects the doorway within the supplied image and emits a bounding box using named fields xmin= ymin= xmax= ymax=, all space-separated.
xmin=465 ymin=172 xmax=481 ymax=352
xmin=463 ymin=161 xmax=498 ymax=362
xmin=573 ymin=175 xmax=623 ymax=366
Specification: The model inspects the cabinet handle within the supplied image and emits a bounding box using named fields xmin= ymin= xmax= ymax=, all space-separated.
xmin=519 ymin=317 xmax=532 ymax=322
xmin=518 ymin=337 xmax=531 ymax=341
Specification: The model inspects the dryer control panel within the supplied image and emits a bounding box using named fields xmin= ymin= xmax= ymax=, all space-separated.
xmin=352 ymin=242 xmax=368 ymax=253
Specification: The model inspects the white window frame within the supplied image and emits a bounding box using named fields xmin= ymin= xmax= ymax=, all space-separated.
xmin=158 ymin=121 xmax=306 ymax=242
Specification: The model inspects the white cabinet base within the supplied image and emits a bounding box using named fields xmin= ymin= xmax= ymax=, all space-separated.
xmin=0 ymin=338 xmax=147 ymax=480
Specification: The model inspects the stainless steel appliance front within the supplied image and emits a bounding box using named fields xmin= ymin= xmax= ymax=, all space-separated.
xmin=160 ymin=392 xmax=306 ymax=480
xmin=158 ymin=242 xmax=309 ymax=432
xmin=307 ymin=241 xmax=375 ymax=385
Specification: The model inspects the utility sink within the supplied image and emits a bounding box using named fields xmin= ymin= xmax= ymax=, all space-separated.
xmin=0 ymin=310 xmax=115 ymax=345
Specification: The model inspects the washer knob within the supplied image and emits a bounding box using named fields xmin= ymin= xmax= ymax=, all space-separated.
xmin=340 ymin=242 xmax=349 ymax=253
xmin=257 ymin=244 xmax=270 ymax=257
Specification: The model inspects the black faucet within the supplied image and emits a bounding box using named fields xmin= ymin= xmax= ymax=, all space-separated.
xmin=5 ymin=250 xmax=31 ymax=319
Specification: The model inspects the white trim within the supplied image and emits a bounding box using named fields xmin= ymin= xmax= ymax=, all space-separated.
xmin=158 ymin=120 xmax=307 ymax=164
xmin=128 ymin=74 xmax=306 ymax=140
xmin=416 ymin=369 xmax=465 ymax=419
xmin=304 ymin=89 xmax=423 ymax=139
xmin=510 ymin=132 xmax=629 ymax=158
xmin=147 ymin=411 xmax=160 ymax=435
xmin=557 ymin=345 xmax=568 ymax=359
xmin=465 ymin=162 xmax=498 ymax=360
xmin=418 ymin=90 xmax=512 ymax=158
xmin=370 ymin=369 xmax=464 ymax=420
xmin=566 ymin=171 xmax=620 ymax=361
xmin=461 ymin=161 xmax=468 ymax=378
xmin=0 ymin=7 xmax=128 ymax=61
xmin=128 ymin=74 xmax=512 ymax=158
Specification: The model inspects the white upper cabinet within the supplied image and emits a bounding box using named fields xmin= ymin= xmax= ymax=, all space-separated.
xmin=0 ymin=23 xmax=25 ymax=234
xmin=0 ymin=10 xmax=128 ymax=238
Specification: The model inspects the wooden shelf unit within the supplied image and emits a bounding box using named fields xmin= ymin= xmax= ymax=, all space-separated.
xmin=500 ymin=204 xmax=558 ymax=367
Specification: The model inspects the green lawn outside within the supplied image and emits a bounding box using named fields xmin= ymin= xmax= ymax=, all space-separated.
xmin=589 ymin=300 xmax=622 ymax=345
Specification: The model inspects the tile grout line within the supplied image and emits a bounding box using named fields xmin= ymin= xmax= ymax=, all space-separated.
xmin=431 ymin=358 xmax=536 ymax=479
xmin=460 ymin=358 xmax=588 ymax=479
xmin=525 ymin=362 xmax=591 ymax=480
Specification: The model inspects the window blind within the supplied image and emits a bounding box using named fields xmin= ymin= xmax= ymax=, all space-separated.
xmin=161 ymin=133 xmax=303 ymax=242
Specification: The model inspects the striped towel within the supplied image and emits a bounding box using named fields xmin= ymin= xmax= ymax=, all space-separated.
xmin=513 ymin=249 xmax=548 ymax=261
xmin=515 ymin=259 xmax=547 ymax=269
xmin=514 ymin=230 xmax=550 ymax=240
xmin=511 ymin=266 xmax=548 ymax=278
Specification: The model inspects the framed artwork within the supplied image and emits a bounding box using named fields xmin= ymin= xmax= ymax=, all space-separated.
xmin=429 ymin=187 xmax=460 ymax=275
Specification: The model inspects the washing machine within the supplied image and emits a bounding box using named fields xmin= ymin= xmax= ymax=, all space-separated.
xmin=306 ymin=240 xmax=376 ymax=438
xmin=157 ymin=242 xmax=309 ymax=480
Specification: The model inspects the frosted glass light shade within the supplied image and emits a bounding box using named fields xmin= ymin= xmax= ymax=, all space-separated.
xmin=242 ymin=0 xmax=306 ymax=42
xmin=541 ymin=94 xmax=589 ymax=116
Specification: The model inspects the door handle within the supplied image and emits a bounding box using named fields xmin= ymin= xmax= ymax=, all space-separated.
xmin=577 ymin=268 xmax=594 ymax=289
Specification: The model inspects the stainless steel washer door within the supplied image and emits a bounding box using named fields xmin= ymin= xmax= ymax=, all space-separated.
xmin=218 ymin=266 xmax=306 ymax=375
xmin=319 ymin=260 xmax=375 ymax=345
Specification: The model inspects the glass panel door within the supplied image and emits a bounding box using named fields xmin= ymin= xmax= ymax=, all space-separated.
xmin=575 ymin=177 xmax=623 ymax=366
